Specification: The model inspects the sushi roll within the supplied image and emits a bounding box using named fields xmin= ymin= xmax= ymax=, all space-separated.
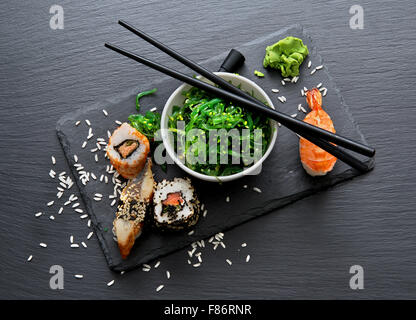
xmin=153 ymin=178 xmax=200 ymax=231
xmin=107 ymin=122 xmax=150 ymax=180
xmin=113 ymin=158 xmax=154 ymax=259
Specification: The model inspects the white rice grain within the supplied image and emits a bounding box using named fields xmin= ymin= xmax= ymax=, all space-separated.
xmin=226 ymin=259 xmax=232 ymax=266
xmin=253 ymin=187 xmax=262 ymax=193
xmin=39 ymin=243 xmax=47 ymax=248
xmin=310 ymin=68 xmax=317 ymax=75
xmin=156 ymin=285 xmax=164 ymax=292
xmin=107 ymin=280 xmax=115 ymax=287
xmin=51 ymin=156 xmax=56 ymax=165
xmin=271 ymin=88 xmax=279 ymax=93
xmin=154 ymin=261 xmax=160 ymax=268
xmin=75 ymin=121 xmax=80 ymax=126
xmin=87 ymin=232 xmax=93 ymax=240
xmin=308 ymin=60 xmax=312 ymax=68
xmin=82 ymin=141 xmax=87 ymax=149
xmin=316 ymin=65 xmax=323 ymax=70
xmin=47 ymin=201 xmax=54 ymax=207
xmin=150 ymin=107 xmax=157 ymax=112
xmin=241 ymin=243 xmax=247 ymax=247
xmin=49 ymin=169 xmax=56 ymax=179
xmin=35 ymin=212 xmax=42 ymax=217
xmin=188 ymin=230 xmax=195 ymax=236
xmin=166 ymin=271 xmax=170 ymax=279
xmin=74 ymin=275 xmax=83 ymax=279
xmin=85 ymin=119 xmax=91 ymax=126
xmin=246 ymin=255 xmax=251 ymax=262
xmin=71 ymin=244 xmax=79 ymax=248
xmin=27 ymin=255 xmax=33 ymax=262
xmin=102 ymin=109 xmax=108 ymax=116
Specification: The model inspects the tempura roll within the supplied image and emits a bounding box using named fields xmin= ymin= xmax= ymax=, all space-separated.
xmin=107 ymin=122 xmax=150 ymax=180
xmin=113 ymin=158 xmax=154 ymax=259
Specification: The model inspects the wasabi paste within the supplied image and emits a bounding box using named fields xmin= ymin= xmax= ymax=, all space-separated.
xmin=263 ymin=36 xmax=309 ymax=77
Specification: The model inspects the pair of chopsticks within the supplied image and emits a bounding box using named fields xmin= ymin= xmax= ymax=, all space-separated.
xmin=105 ymin=20 xmax=375 ymax=172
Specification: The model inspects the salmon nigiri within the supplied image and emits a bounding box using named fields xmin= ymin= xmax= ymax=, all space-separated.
xmin=299 ymin=88 xmax=337 ymax=176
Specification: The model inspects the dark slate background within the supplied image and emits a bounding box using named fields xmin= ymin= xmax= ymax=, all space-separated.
xmin=0 ymin=0 xmax=415 ymax=299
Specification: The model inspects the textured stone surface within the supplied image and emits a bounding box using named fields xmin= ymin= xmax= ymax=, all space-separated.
xmin=1 ymin=0 xmax=415 ymax=299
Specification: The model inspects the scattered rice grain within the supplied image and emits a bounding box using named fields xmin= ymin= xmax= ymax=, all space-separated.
xmin=253 ymin=187 xmax=262 ymax=193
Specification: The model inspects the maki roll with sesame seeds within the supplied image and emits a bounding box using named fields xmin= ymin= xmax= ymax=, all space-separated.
xmin=107 ymin=122 xmax=150 ymax=179
xmin=153 ymin=178 xmax=200 ymax=231
xmin=113 ymin=158 xmax=154 ymax=259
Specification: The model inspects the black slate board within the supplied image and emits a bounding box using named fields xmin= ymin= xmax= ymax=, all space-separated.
xmin=56 ymin=25 xmax=374 ymax=272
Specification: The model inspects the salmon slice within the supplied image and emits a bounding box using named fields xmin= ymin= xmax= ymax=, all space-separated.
xmin=162 ymin=192 xmax=184 ymax=206
xmin=117 ymin=140 xmax=139 ymax=158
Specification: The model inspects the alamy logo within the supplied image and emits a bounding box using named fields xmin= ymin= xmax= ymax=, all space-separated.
xmin=349 ymin=5 xmax=364 ymax=30
xmin=49 ymin=5 xmax=64 ymax=30
xmin=49 ymin=265 xmax=64 ymax=289
xmin=349 ymin=265 xmax=364 ymax=290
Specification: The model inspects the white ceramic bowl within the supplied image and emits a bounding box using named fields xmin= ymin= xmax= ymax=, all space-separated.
xmin=161 ymin=72 xmax=278 ymax=182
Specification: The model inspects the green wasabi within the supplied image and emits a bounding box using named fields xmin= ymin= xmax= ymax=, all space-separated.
xmin=254 ymin=70 xmax=264 ymax=77
xmin=263 ymin=36 xmax=309 ymax=77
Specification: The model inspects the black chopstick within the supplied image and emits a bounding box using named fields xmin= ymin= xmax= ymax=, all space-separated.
xmin=117 ymin=20 xmax=375 ymax=159
xmin=115 ymin=23 xmax=372 ymax=173
xmin=104 ymin=43 xmax=373 ymax=172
